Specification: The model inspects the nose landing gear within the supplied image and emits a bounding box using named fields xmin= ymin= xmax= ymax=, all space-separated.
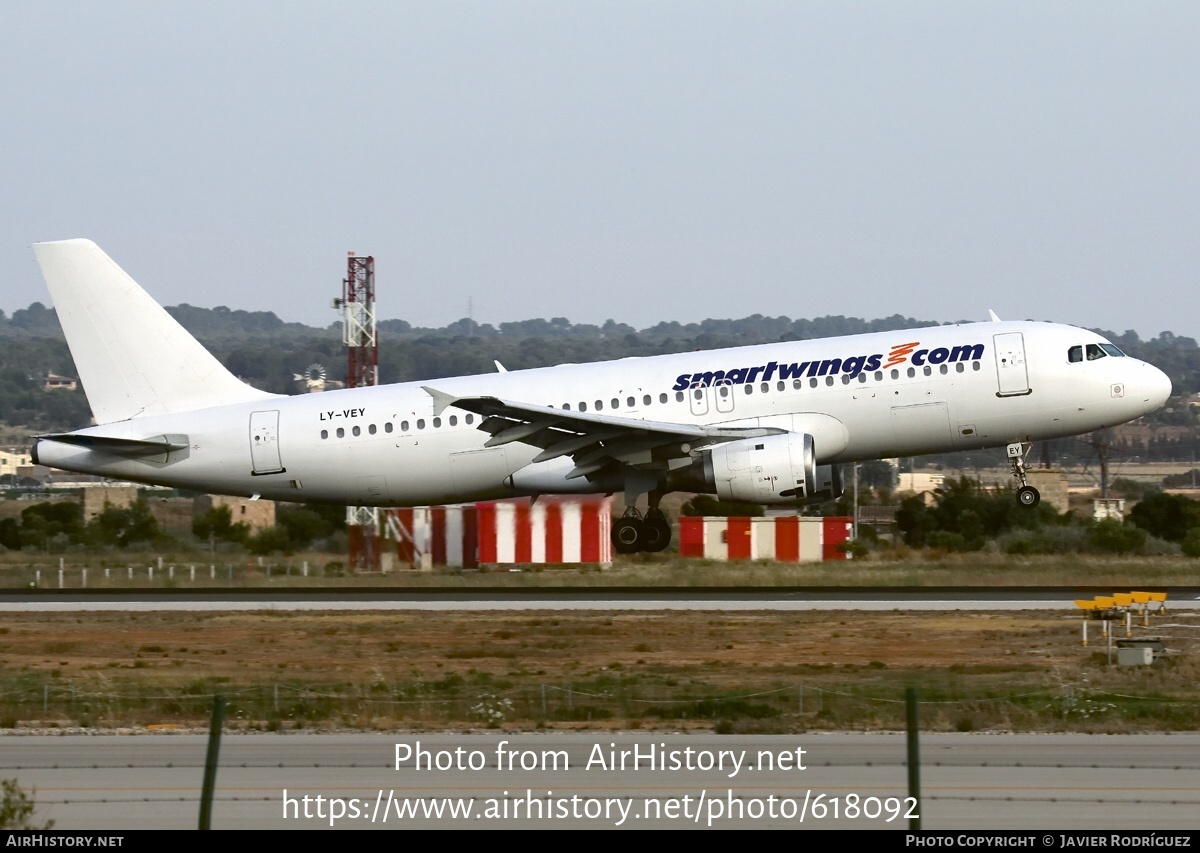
xmin=1008 ymin=441 xmax=1041 ymax=508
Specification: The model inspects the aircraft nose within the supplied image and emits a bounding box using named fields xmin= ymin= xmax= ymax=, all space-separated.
xmin=1140 ymin=363 xmax=1172 ymax=415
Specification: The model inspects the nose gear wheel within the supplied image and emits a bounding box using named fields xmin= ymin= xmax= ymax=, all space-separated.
xmin=1007 ymin=442 xmax=1041 ymax=508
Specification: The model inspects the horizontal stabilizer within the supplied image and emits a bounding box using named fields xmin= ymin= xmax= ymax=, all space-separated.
xmin=36 ymin=432 xmax=190 ymax=457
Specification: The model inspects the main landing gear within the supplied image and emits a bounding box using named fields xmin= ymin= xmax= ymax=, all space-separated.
xmin=1007 ymin=441 xmax=1041 ymax=508
xmin=612 ymin=494 xmax=673 ymax=554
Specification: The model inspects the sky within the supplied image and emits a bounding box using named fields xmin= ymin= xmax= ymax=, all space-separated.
xmin=3 ymin=2 xmax=1199 ymax=340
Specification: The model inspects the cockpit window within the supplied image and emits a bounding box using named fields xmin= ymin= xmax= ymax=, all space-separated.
xmin=1068 ymin=345 xmax=1083 ymax=363
xmin=1086 ymin=344 xmax=1106 ymax=360
xmin=1100 ymin=344 xmax=1126 ymax=357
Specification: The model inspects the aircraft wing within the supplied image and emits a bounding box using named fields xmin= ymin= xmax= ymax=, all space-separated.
xmin=423 ymin=386 xmax=784 ymax=479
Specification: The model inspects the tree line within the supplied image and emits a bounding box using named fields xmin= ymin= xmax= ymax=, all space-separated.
xmin=2 ymin=500 xmax=346 ymax=556
xmin=891 ymin=478 xmax=1200 ymax=557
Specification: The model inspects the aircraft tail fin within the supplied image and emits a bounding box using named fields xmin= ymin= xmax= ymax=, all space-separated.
xmin=32 ymin=239 xmax=277 ymax=424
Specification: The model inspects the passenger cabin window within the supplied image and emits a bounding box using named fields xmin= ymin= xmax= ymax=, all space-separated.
xmin=1068 ymin=345 xmax=1083 ymax=363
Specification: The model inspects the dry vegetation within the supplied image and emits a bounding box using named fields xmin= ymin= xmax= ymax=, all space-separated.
xmin=1 ymin=604 xmax=1197 ymax=734
xmin=2 ymin=550 xmax=1197 ymax=733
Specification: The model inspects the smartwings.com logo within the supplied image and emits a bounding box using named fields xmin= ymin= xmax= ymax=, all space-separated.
xmin=670 ymin=341 xmax=986 ymax=391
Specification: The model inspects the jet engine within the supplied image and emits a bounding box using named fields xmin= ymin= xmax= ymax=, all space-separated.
xmin=703 ymin=432 xmax=817 ymax=504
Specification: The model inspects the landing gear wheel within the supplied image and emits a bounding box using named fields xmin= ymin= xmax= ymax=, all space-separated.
xmin=1017 ymin=486 xmax=1041 ymax=508
xmin=641 ymin=510 xmax=672 ymax=553
xmin=612 ymin=517 xmax=645 ymax=554
xmin=1007 ymin=442 xmax=1040 ymax=509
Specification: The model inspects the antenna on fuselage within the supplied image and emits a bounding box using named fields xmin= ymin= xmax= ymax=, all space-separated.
xmin=988 ymin=309 xmax=1002 ymax=322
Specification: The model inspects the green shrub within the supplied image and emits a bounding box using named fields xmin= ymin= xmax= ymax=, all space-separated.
xmin=1087 ymin=519 xmax=1147 ymax=554
xmin=0 ymin=779 xmax=53 ymax=830
xmin=1128 ymin=493 xmax=1200 ymax=542
xmin=1182 ymin=528 xmax=1200 ymax=558
xmin=925 ymin=530 xmax=968 ymax=551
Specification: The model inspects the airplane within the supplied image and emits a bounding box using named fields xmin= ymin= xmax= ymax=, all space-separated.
xmin=29 ymin=239 xmax=1173 ymax=554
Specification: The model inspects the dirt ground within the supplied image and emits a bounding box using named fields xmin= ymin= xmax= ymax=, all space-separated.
xmin=0 ymin=609 xmax=1069 ymax=681
xmin=1 ymin=607 xmax=1195 ymax=732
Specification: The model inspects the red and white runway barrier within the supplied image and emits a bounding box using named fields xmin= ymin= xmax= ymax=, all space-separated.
xmin=677 ymin=515 xmax=853 ymax=561
xmin=384 ymin=496 xmax=613 ymax=569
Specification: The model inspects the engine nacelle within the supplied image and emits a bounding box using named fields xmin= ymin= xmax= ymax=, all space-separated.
xmin=705 ymin=432 xmax=816 ymax=504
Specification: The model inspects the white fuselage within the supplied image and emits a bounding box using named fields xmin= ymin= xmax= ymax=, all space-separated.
xmin=34 ymin=320 xmax=1170 ymax=506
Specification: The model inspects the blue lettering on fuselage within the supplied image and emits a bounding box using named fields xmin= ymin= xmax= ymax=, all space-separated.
xmin=670 ymin=342 xmax=984 ymax=391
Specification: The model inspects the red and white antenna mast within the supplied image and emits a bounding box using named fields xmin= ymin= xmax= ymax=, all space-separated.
xmin=335 ymin=252 xmax=380 ymax=572
xmin=340 ymin=253 xmax=378 ymax=388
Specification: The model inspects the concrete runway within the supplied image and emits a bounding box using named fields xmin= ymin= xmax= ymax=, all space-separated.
xmin=1 ymin=587 xmax=1197 ymax=612
xmin=4 ymin=732 xmax=1198 ymax=830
